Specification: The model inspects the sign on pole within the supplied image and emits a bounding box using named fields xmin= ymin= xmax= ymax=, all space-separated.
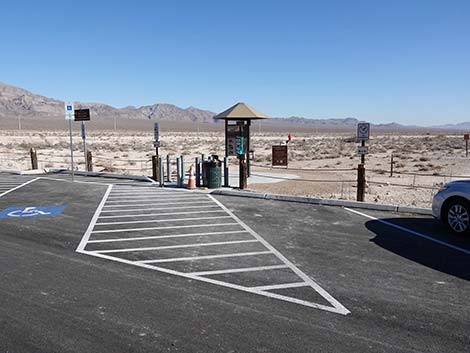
xmin=272 ymin=145 xmax=288 ymax=166
xmin=357 ymin=146 xmax=369 ymax=155
xmin=74 ymin=109 xmax=90 ymax=121
xmin=64 ymin=102 xmax=75 ymax=181
xmin=357 ymin=122 xmax=370 ymax=141
xmin=153 ymin=122 xmax=160 ymax=148
xmin=226 ymin=124 xmax=239 ymax=156
xmin=464 ymin=134 xmax=469 ymax=141
xmin=65 ymin=103 xmax=75 ymax=120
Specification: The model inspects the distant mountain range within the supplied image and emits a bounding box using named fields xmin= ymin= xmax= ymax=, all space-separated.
xmin=0 ymin=82 xmax=467 ymax=130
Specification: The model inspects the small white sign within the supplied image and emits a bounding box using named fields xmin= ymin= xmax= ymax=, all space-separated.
xmin=357 ymin=146 xmax=369 ymax=155
xmin=357 ymin=122 xmax=370 ymax=141
xmin=153 ymin=122 xmax=159 ymax=147
xmin=65 ymin=102 xmax=75 ymax=120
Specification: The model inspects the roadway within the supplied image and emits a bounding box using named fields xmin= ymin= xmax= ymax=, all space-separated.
xmin=0 ymin=173 xmax=468 ymax=353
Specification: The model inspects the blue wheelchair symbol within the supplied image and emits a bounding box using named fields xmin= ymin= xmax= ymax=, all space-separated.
xmin=67 ymin=105 xmax=73 ymax=111
xmin=0 ymin=205 xmax=67 ymax=219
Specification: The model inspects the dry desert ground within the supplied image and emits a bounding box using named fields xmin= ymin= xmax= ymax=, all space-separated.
xmin=1 ymin=125 xmax=468 ymax=208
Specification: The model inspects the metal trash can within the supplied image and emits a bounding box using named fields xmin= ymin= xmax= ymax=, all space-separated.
xmin=202 ymin=156 xmax=222 ymax=189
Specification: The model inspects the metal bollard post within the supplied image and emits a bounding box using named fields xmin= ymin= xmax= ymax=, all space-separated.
xmin=357 ymin=164 xmax=366 ymax=202
xmin=195 ymin=157 xmax=201 ymax=187
xmin=152 ymin=155 xmax=158 ymax=181
xmin=158 ymin=157 xmax=164 ymax=187
xmin=166 ymin=155 xmax=171 ymax=182
xmin=223 ymin=157 xmax=229 ymax=187
xmin=180 ymin=155 xmax=184 ymax=187
xmin=176 ymin=157 xmax=181 ymax=187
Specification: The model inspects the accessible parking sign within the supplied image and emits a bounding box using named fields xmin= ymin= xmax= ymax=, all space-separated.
xmin=0 ymin=205 xmax=67 ymax=219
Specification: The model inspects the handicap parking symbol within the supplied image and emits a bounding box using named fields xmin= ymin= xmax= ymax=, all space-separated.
xmin=0 ymin=205 xmax=67 ymax=219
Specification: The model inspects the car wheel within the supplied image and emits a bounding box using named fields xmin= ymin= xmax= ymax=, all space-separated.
xmin=446 ymin=200 xmax=470 ymax=234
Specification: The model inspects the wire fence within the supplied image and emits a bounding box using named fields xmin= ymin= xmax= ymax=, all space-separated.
xmin=2 ymin=150 xmax=469 ymax=207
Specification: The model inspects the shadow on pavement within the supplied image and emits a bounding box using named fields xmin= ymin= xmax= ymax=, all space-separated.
xmin=365 ymin=217 xmax=470 ymax=281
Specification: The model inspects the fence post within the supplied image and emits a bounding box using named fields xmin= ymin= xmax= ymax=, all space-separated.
xmin=357 ymin=164 xmax=366 ymax=202
xmin=30 ymin=148 xmax=38 ymax=170
xmin=390 ymin=154 xmax=394 ymax=177
xmin=87 ymin=151 xmax=93 ymax=172
xmin=166 ymin=155 xmax=171 ymax=182
xmin=152 ymin=155 xmax=158 ymax=181
xmin=158 ymin=157 xmax=164 ymax=187
xmin=224 ymin=157 xmax=229 ymax=187
xmin=195 ymin=157 xmax=200 ymax=187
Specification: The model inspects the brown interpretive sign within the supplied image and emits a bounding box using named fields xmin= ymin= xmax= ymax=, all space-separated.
xmin=272 ymin=145 xmax=288 ymax=166
xmin=74 ymin=109 xmax=91 ymax=121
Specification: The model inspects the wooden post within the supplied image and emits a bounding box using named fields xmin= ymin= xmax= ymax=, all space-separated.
xmin=30 ymin=148 xmax=38 ymax=170
xmin=239 ymin=156 xmax=247 ymax=189
xmin=87 ymin=151 xmax=93 ymax=172
xmin=152 ymin=155 xmax=158 ymax=181
xmin=390 ymin=154 xmax=394 ymax=177
xmin=357 ymin=164 xmax=366 ymax=202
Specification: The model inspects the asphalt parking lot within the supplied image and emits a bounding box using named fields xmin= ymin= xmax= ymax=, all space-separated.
xmin=0 ymin=173 xmax=469 ymax=353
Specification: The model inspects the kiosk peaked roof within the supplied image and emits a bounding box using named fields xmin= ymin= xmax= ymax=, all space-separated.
xmin=213 ymin=102 xmax=268 ymax=120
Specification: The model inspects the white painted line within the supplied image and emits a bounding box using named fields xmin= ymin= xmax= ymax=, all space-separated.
xmin=0 ymin=178 xmax=40 ymax=198
xmin=91 ymin=239 xmax=259 ymax=254
xmin=103 ymin=201 xmax=213 ymax=208
xmin=76 ymin=184 xmax=113 ymax=252
xmin=137 ymin=250 xmax=273 ymax=264
xmin=95 ymin=215 xmax=232 ymax=226
xmin=87 ymin=230 xmax=249 ymax=243
xmin=108 ymin=192 xmax=205 ymax=200
xmin=344 ymin=207 xmax=470 ymax=256
xmin=251 ymin=282 xmax=309 ymax=291
xmin=189 ymin=264 xmax=289 ymax=276
xmin=100 ymin=205 xmax=219 ymax=213
xmin=78 ymin=251 xmax=347 ymax=314
xmin=105 ymin=197 xmax=208 ymax=203
xmin=91 ymin=222 xmax=239 ymax=234
xmin=98 ymin=210 xmax=225 ymax=219
xmin=208 ymin=194 xmax=351 ymax=315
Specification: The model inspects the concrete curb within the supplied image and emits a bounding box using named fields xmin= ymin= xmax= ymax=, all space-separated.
xmin=49 ymin=170 xmax=157 ymax=184
xmin=0 ymin=169 xmax=47 ymax=175
xmin=210 ymin=189 xmax=433 ymax=216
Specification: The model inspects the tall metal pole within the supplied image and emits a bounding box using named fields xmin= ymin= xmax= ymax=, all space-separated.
xmin=81 ymin=121 xmax=87 ymax=172
xmin=361 ymin=140 xmax=365 ymax=164
xmin=69 ymin=119 xmax=75 ymax=182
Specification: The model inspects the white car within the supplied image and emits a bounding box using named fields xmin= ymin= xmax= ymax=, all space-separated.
xmin=432 ymin=180 xmax=470 ymax=234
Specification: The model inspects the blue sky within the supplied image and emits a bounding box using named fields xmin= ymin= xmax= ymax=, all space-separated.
xmin=1 ymin=0 xmax=469 ymax=125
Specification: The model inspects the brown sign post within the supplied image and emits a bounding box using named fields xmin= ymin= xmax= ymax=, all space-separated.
xmin=74 ymin=109 xmax=91 ymax=171
xmin=74 ymin=109 xmax=90 ymax=121
xmin=272 ymin=145 xmax=288 ymax=166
